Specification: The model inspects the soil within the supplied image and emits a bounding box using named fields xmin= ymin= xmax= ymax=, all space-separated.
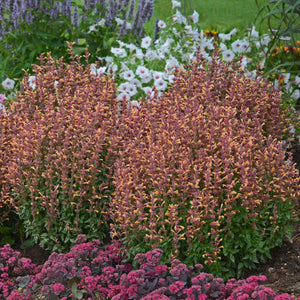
xmin=15 ymin=145 xmax=300 ymax=299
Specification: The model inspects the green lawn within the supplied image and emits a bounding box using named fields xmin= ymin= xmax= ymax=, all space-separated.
xmin=144 ymin=0 xmax=272 ymax=36
xmin=73 ymin=0 xmax=272 ymax=36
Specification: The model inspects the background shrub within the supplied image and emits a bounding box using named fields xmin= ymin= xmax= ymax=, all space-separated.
xmin=0 ymin=0 xmax=154 ymax=86
xmin=2 ymin=47 xmax=119 ymax=252
xmin=255 ymin=0 xmax=300 ymax=106
xmin=109 ymin=54 xmax=300 ymax=278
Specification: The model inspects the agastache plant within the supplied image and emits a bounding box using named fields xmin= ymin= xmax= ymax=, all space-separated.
xmin=109 ymin=52 xmax=300 ymax=279
xmin=1 ymin=46 xmax=120 ymax=252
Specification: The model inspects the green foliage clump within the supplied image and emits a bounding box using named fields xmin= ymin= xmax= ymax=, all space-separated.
xmin=255 ymin=0 xmax=300 ymax=105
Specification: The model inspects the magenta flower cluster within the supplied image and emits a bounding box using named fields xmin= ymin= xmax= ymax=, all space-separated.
xmin=0 ymin=238 xmax=295 ymax=299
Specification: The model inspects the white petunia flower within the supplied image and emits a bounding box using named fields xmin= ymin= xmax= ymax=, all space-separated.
xmin=294 ymin=76 xmax=300 ymax=86
xmin=115 ymin=17 xmax=124 ymax=26
xmin=105 ymin=56 xmax=114 ymax=64
xmin=120 ymin=62 xmax=130 ymax=72
xmin=156 ymin=48 xmax=166 ymax=59
xmin=205 ymin=38 xmax=214 ymax=50
xmin=88 ymin=25 xmax=97 ymax=33
xmin=240 ymin=56 xmax=251 ymax=70
xmin=0 ymin=102 xmax=5 ymax=113
xmin=249 ymin=25 xmax=259 ymax=38
xmin=126 ymin=83 xmax=138 ymax=96
xmin=144 ymin=49 xmax=160 ymax=61
xmin=117 ymin=40 xmax=126 ymax=47
xmin=292 ymin=89 xmax=300 ymax=99
xmin=141 ymin=36 xmax=152 ymax=49
xmin=143 ymin=87 xmax=155 ymax=99
xmin=172 ymin=10 xmax=187 ymax=25
xmin=131 ymin=78 xmax=142 ymax=88
xmin=28 ymin=75 xmax=36 ymax=89
xmin=2 ymin=78 xmax=15 ymax=90
xmin=154 ymin=78 xmax=168 ymax=91
xmin=165 ymin=57 xmax=179 ymax=72
xmin=190 ymin=10 xmax=199 ymax=24
xmin=260 ymin=34 xmax=271 ymax=46
xmin=172 ymin=0 xmax=181 ymax=10
xmin=219 ymin=42 xmax=227 ymax=51
xmin=133 ymin=49 xmax=144 ymax=60
xmin=182 ymin=53 xmax=192 ymax=62
xmin=118 ymin=82 xmax=130 ymax=93
xmin=157 ymin=20 xmax=166 ymax=29
xmin=126 ymin=43 xmax=138 ymax=53
xmin=117 ymin=92 xmax=130 ymax=101
xmin=245 ymin=69 xmax=257 ymax=80
xmin=184 ymin=25 xmax=194 ymax=36
xmin=280 ymin=35 xmax=291 ymax=41
xmin=121 ymin=70 xmax=135 ymax=81
xmin=282 ymin=72 xmax=290 ymax=84
xmin=168 ymin=74 xmax=175 ymax=84
xmin=136 ymin=66 xmax=150 ymax=78
xmin=241 ymin=40 xmax=251 ymax=53
xmin=219 ymin=33 xmax=231 ymax=41
xmin=126 ymin=22 xmax=132 ymax=30
xmin=222 ymin=49 xmax=235 ymax=62
xmin=111 ymin=47 xmax=127 ymax=57
xmin=152 ymin=71 xmax=165 ymax=81
xmin=107 ymin=64 xmax=118 ymax=75
xmin=230 ymin=28 xmax=237 ymax=36
xmin=141 ymin=73 xmax=152 ymax=83
xmin=97 ymin=67 xmax=106 ymax=76
xmin=97 ymin=19 xmax=106 ymax=27
xmin=231 ymin=39 xmax=245 ymax=53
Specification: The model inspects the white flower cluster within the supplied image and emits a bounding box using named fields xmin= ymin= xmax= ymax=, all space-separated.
xmin=1 ymin=2 xmax=299 ymax=107
xmin=87 ymin=8 xmax=299 ymax=105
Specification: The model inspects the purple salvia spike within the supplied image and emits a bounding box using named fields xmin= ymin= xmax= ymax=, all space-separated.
xmin=61 ymin=0 xmax=66 ymax=15
xmin=50 ymin=1 xmax=60 ymax=19
xmin=24 ymin=10 xmax=33 ymax=24
xmin=132 ymin=0 xmax=145 ymax=34
xmin=119 ymin=10 xmax=127 ymax=37
xmin=12 ymin=0 xmax=19 ymax=15
xmin=66 ymin=0 xmax=72 ymax=19
xmin=72 ymin=5 xmax=79 ymax=27
xmin=90 ymin=0 xmax=96 ymax=10
xmin=108 ymin=0 xmax=116 ymax=24
xmin=9 ymin=0 xmax=14 ymax=12
xmin=20 ymin=0 xmax=26 ymax=13
xmin=153 ymin=18 xmax=160 ymax=42
xmin=127 ymin=0 xmax=135 ymax=19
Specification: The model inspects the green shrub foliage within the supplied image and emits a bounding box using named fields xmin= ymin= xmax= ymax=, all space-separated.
xmin=109 ymin=55 xmax=300 ymax=278
xmin=3 ymin=48 xmax=119 ymax=252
